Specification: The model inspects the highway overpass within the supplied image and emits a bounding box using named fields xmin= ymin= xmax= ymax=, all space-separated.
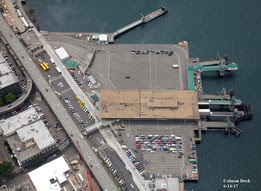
xmin=0 ymin=14 xmax=118 ymax=191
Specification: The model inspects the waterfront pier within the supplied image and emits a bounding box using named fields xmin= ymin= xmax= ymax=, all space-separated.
xmin=113 ymin=6 xmax=168 ymax=38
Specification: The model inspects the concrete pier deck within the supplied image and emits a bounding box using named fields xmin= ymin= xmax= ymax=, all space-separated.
xmin=113 ymin=19 xmax=143 ymax=37
xmin=143 ymin=6 xmax=168 ymax=23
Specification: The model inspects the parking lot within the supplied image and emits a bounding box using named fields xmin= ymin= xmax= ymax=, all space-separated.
xmin=32 ymin=51 xmax=95 ymax=129
xmin=90 ymin=44 xmax=189 ymax=90
xmin=119 ymin=120 xmax=199 ymax=180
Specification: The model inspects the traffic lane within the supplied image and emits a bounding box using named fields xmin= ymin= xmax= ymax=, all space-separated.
xmin=104 ymin=148 xmax=139 ymax=191
xmin=51 ymin=77 xmax=71 ymax=93
xmin=87 ymin=130 xmax=105 ymax=147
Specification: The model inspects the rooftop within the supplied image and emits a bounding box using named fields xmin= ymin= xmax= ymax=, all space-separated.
xmin=0 ymin=54 xmax=18 ymax=90
xmin=155 ymin=178 xmax=180 ymax=191
xmin=0 ymin=107 xmax=39 ymax=136
xmin=6 ymin=119 xmax=55 ymax=163
xmin=0 ymin=107 xmax=55 ymax=163
xmin=65 ymin=59 xmax=78 ymax=68
xmin=16 ymin=120 xmax=55 ymax=150
xmin=55 ymin=47 xmax=70 ymax=61
xmin=28 ymin=156 xmax=70 ymax=191
xmin=100 ymin=90 xmax=199 ymax=119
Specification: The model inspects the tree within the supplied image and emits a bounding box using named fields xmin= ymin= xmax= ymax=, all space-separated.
xmin=33 ymin=156 xmax=44 ymax=166
xmin=4 ymin=141 xmax=9 ymax=147
xmin=4 ymin=92 xmax=15 ymax=103
xmin=0 ymin=161 xmax=13 ymax=176
xmin=0 ymin=97 xmax=3 ymax=107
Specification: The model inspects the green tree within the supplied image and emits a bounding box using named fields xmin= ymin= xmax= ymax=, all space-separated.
xmin=0 ymin=161 xmax=13 ymax=176
xmin=4 ymin=141 xmax=9 ymax=147
xmin=0 ymin=97 xmax=3 ymax=107
xmin=4 ymin=92 xmax=16 ymax=103
xmin=33 ymin=156 xmax=44 ymax=166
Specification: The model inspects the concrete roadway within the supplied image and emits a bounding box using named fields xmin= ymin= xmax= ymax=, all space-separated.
xmin=35 ymin=33 xmax=150 ymax=190
xmin=0 ymin=15 xmax=118 ymax=191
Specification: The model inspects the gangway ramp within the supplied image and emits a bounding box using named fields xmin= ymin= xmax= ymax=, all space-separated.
xmin=113 ymin=19 xmax=143 ymax=37
xmin=198 ymin=99 xmax=242 ymax=106
xmin=210 ymin=112 xmax=234 ymax=117
xmin=199 ymin=93 xmax=231 ymax=100
xmin=209 ymin=99 xmax=242 ymax=106
xmin=200 ymin=60 xmax=220 ymax=66
xmin=201 ymin=121 xmax=228 ymax=129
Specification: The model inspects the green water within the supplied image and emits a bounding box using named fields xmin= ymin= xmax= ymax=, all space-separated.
xmin=26 ymin=0 xmax=261 ymax=190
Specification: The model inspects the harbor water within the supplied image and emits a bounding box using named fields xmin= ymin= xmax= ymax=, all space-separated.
xmin=25 ymin=0 xmax=261 ymax=190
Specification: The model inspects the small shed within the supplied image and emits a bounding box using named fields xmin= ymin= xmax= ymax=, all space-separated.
xmin=99 ymin=34 xmax=108 ymax=42
xmin=87 ymin=75 xmax=97 ymax=84
xmin=91 ymin=94 xmax=99 ymax=103
xmin=65 ymin=60 xmax=78 ymax=69
xmin=55 ymin=47 xmax=70 ymax=61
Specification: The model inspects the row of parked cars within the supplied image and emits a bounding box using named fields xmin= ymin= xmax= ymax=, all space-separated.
xmin=135 ymin=134 xmax=184 ymax=157
xmin=4 ymin=55 xmax=26 ymax=89
xmin=131 ymin=50 xmax=174 ymax=56
xmin=35 ymin=105 xmax=63 ymax=143
xmin=104 ymin=157 xmax=128 ymax=191
xmin=53 ymin=135 xmax=61 ymax=144
xmin=76 ymin=96 xmax=95 ymax=122
xmin=83 ymin=75 xmax=93 ymax=88
xmin=125 ymin=149 xmax=145 ymax=177
xmin=63 ymin=97 xmax=84 ymax=124
xmin=70 ymin=70 xmax=82 ymax=86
